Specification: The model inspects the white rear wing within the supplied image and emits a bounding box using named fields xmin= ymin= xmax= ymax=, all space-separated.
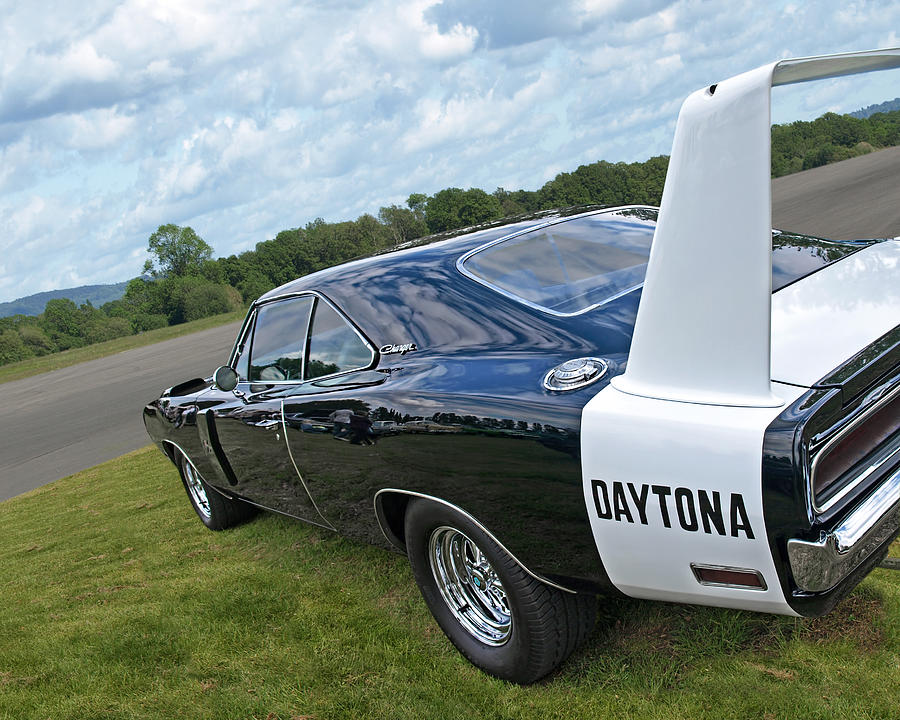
xmin=613 ymin=48 xmax=900 ymax=408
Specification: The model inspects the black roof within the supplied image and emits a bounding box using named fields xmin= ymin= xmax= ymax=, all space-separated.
xmin=256 ymin=206 xmax=871 ymax=358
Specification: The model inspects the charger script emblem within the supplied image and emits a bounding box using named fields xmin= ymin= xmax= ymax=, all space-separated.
xmin=380 ymin=342 xmax=418 ymax=355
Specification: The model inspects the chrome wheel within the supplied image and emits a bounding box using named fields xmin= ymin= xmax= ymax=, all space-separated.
xmin=428 ymin=526 xmax=511 ymax=646
xmin=182 ymin=459 xmax=212 ymax=519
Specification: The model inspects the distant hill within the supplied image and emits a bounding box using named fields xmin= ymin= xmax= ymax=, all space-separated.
xmin=0 ymin=281 xmax=131 ymax=318
xmin=850 ymin=98 xmax=900 ymax=119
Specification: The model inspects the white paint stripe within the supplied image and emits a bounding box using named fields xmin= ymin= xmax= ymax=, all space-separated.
xmin=581 ymin=381 xmax=805 ymax=615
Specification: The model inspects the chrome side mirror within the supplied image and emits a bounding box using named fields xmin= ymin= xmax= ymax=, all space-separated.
xmin=213 ymin=365 xmax=239 ymax=392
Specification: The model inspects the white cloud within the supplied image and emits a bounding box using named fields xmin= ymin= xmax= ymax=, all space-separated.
xmin=400 ymin=69 xmax=558 ymax=152
xmin=364 ymin=1 xmax=478 ymax=61
xmin=1 ymin=0 xmax=899 ymax=302
xmin=62 ymin=107 xmax=137 ymax=151
xmin=60 ymin=41 xmax=119 ymax=84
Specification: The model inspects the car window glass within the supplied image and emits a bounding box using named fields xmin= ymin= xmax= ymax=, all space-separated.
xmin=249 ymin=297 xmax=314 ymax=382
xmin=306 ymin=300 xmax=373 ymax=379
xmin=460 ymin=208 xmax=657 ymax=316
xmin=232 ymin=313 xmax=254 ymax=381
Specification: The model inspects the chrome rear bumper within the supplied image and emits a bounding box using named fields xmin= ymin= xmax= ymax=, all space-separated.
xmin=787 ymin=464 xmax=900 ymax=593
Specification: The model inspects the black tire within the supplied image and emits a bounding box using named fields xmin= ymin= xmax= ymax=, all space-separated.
xmin=404 ymin=498 xmax=595 ymax=683
xmin=177 ymin=452 xmax=256 ymax=531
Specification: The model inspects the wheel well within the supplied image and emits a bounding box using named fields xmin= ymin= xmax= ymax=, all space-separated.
xmin=374 ymin=491 xmax=412 ymax=551
xmin=376 ymin=489 xmax=581 ymax=595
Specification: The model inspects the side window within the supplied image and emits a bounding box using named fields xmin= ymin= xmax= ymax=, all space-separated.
xmin=306 ymin=299 xmax=373 ymax=379
xmin=248 ymin=297 xmax=314 ymax=382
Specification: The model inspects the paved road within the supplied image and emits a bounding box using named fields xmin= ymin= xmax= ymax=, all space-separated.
xmin=2 ymin=147 xmax=898 ymax=501
xmin=0 ymin=322 xmax=240 ymax=501
xmin=772 ymin=145 xmax=900 ymax=240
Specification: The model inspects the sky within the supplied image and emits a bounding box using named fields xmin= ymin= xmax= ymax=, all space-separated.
xmin=1 ymin=0 xmax=899 ymax=303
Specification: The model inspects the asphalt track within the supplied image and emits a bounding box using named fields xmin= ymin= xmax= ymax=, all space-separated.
xmin=0 ymin=322 xmax=241 ymax=501
xmin=772 ymin=145 xmax=900 ymax=240
xmin=1 ymin=147 xmax=898 ymax=501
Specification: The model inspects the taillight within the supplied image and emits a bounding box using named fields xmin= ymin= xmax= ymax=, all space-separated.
xmin=812 ymin=389 xmax=900 ymax=509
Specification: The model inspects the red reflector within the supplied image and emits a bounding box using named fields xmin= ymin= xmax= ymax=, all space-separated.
xmin=691 ymin=564 xmax=766 ymax=590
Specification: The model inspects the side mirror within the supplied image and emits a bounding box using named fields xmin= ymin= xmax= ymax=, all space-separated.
xmin=213 ymin=365 xmax=239 ymax=392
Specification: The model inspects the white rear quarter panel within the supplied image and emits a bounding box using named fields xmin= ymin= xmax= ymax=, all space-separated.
xmin=581 ymin=381 xmax=805 ymax=615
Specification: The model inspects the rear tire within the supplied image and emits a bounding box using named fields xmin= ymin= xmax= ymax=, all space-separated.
xmin=404 ymin=498 xmax=595 ymax=683
xmin=177 ymin=452 xmax=256 ymax=530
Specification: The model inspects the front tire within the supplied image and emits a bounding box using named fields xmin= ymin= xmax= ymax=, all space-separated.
xmin=177 ymin=452 xmax=256 ymax=530
xmin=404 ymin=498 xmax=595 ymax=683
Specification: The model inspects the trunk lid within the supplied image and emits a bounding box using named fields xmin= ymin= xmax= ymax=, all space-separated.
xmin=771 ymin=239 xmax=900 ymax=390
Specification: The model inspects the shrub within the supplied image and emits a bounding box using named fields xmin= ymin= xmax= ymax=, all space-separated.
xmin=0 ymin=329 xmax=34 ymax=365
xmin=85 ymin=316 xmax=133 ymax=344
xmin=18 ymin=326 xmax=56 ymax=356
xmin=132 ymin=313 xmax=169 ymax=332
xmin=182 ymin=282 xmax=243 ymax=323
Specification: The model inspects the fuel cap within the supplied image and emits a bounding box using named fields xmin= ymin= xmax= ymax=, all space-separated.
xmin=542 ymin=357 xmax=608 ymax=391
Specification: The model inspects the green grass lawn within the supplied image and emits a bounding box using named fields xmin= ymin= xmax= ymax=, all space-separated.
xmin=3 ymin=447 xmax=900 ymax=719
xmin=0 ymin=310 xmax=245 ymax=385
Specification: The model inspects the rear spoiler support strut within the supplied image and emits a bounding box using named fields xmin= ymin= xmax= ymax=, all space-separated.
xmin=614 ymin=48 xmax=900 ymax=408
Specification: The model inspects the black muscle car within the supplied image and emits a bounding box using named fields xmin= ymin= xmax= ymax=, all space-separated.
xmin=144 ymin=48 xmax=900 ymax=683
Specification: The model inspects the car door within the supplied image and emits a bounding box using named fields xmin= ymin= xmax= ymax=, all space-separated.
xmin=279 ymin=296 xmax=384 ymax=530
xmin=211 ymin=295 xmax=332 ymax=527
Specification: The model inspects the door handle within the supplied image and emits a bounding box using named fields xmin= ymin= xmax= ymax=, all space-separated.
xmin=253 ymin=419 xmax=281 ymax=429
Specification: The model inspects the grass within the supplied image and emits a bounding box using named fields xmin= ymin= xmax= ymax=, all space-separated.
xmin=3 ymin=448 xmax=900 ymax=719
xmin=0 ymin=310 xmax=245 ymax=385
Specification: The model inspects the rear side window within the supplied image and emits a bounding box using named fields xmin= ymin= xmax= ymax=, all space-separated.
xmin=458 ymin=208 xmax=657 ymax=316
xmin=248 ymin=297 xmax=314 ymax=382
xmin=307 ymin=301 xmax=374 ymax=379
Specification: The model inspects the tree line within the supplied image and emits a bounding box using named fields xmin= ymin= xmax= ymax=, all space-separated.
xmin=771 ymin=108 xmax=900 ymax=176
xmin=2 ymin=106 xmax=899 ymax=367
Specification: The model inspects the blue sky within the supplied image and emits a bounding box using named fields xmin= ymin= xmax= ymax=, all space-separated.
xmin=1 ymin=0 xmax=898 ymax=302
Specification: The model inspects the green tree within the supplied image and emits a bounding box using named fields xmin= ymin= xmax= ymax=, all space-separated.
xmin=117 ymin=278 xmax=170 ymax=331
xmin=378 ymin=204 xmax=428 ymax=245
xmin=236 ymin=271 xmax=274 ymax=304
xmin=182 ymin=282 xmax=243 ymax=322
xmin=424 ymin=188 xmax=503 ymax=233
xmin=41 ymin=298 xmax=87 ymax=349
xmin=407 ymin=193 xmax=428 ymax=215
xmin=199 ymin=259 xmax=227 ymax=284
xmin=304 ymin=218 xmax=358 ymax=269
xmin=253 ymin=230 xmax=310 ymax=287
xmin=121 ymin=278 xmax=165 ymax=318
xmin=18 ymin=325 xmax=56 ymax=356
xmin=147 ymin=276 xmax=244 ymax=325
xmin=492 ymin=188 xmax=529 ymax=217
xmin=0 ymin=329 xmax=33 ymax=364
xmin=143 ymin=224 xmax=213 ymax=278
xmin=217 ymin=254 xmax=256 ymax=289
